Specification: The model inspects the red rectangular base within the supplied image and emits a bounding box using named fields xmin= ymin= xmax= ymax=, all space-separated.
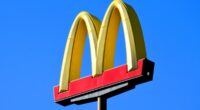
xmin=54 ymin=58 xmax=154 ymax=106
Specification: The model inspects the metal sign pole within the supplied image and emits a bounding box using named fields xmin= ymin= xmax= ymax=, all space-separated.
xmin=97 ymin=97 xmax=107 ymax=110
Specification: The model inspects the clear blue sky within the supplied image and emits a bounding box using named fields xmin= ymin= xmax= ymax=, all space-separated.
xmin=0 ymin=0 xmax=199 ymax=110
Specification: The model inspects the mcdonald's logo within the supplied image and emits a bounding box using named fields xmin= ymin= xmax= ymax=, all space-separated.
xmin=54 ymin=0 xmax=154 ymax=106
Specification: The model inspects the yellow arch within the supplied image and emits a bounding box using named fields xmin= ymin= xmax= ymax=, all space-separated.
xmin=95 ymin=0 xmax=146 ymax=76
xmin=59 ymin=0 xmax=146 ymax=92
xmin=59 ymin=12 xmax=101 ymax=92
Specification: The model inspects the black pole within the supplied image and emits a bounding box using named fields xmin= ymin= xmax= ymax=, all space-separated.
xmin=97 ymin=97 xmax=107 ymax=110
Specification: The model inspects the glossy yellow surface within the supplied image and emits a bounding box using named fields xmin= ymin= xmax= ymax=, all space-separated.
xmin=59 ymin=0 xmax=146 ymax=92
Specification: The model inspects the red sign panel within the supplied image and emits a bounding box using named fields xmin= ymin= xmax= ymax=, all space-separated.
xmin=54 ymin=58 xmax=154 ymax=106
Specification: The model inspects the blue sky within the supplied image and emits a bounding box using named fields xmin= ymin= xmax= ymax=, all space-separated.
xmin=0 ymin=0 xmax=200 ymax=110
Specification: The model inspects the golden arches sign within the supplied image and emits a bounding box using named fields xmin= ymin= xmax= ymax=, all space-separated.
xmin=59 ymin=0 xmax=146 ymax=92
